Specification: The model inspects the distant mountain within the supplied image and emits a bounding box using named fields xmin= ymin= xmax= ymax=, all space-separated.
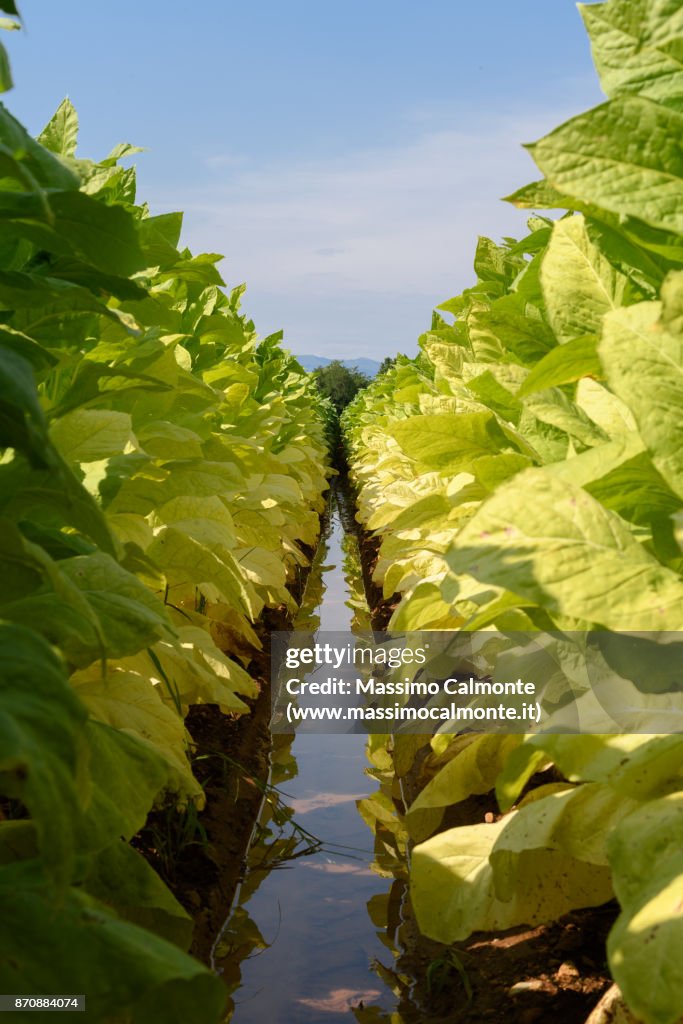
xmin=296 ymin=354 xmax=382 ymax=377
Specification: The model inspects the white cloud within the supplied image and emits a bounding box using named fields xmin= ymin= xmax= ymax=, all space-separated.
xmin=203 ymin=152 xmax=248 ymax=170
xmin=145 ymin=105 xmax=584 ymax=358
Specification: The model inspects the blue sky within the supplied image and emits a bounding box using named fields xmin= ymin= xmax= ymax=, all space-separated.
xmin=7 ymin=1 xmax=605 ymax=359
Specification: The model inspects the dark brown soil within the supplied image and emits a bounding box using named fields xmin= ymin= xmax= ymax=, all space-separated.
xmin=387 ymin=896 xmax=615 ymax=1024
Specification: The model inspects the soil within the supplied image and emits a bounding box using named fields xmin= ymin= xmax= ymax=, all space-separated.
xmin=389 ymin=897 xmax=615 ymax=1024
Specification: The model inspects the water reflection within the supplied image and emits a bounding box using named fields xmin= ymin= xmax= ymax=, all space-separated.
xmin=214 ymin=482 xmax=395 ymax=1023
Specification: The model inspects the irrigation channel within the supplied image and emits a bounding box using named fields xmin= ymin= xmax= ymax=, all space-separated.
xmin=213 ymin=479 xmax=397 ymax=1023
xmin=194 ymin=478 xmax=617 ymax=1024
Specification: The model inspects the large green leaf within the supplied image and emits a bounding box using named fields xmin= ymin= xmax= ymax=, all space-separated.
xmin=515 ymin=406 xmax=570 ymax=464
xmin=43 ymin=190 xmax=146 ymax=276
xmin=0 ymin=105 xmax=79 ymax=190
xmin=581 ymin=0 xmax=683 ymax=111
xmin=529 ymin=96 xmax=683 ymax=235
xmin=148 ymin=627 xmax=257 ymax=711
xmin=47 ymin=361 xmax=173 ymax=423
xmin=491 ymin=783 xmax=632 ymax=876
xmin=0 ymin=623 xmax=86 ymax=885
xmin=575 ymin=378 xmax=636 ymax=439
xmin=0 ymin=42 xmax=12 ymax=94
xmin=600 ymin=300 xmax=683 ymax=500
xmin=82 ymin=840 xmax=194 ymax=950
xmin=468 ymin=452 xmax=533 ymax=491
xmin=390 ymin=412 xmax=525 ymax=476
xmin=448 ymin=468 xmax=683 ymax=629
xmin=71 ymin=666 xmax=201 ymax=800
xmin=523 ymin=387 xmax=608 ymax=447
xmin=0 ymin=268 xmax=117 ymax=317
xmin=0 ymin=189 xmax=49 ymax=220
xmin=0 ymin=546 xmax=159 ymax=664
xmin=543 ymin=432 xmax=645 ymax=489
xmin=81 ymin=720 xmax=174 ymax=851
xmin=0 ymin=346 xmax=52 ymax=466
xmin=151 ymin=495 xmax=237 ymax=548
xmin=45 ymin=255 xmax=148 ymax=300
xmin=37 ymin=98 xmax=79 ymax=157
xmin=464 ymin=368 xmax=522 ymax=423
xmin=0 ymin=859 xmax=226 ymax=1024
xmin=586 ymin=451 xmax=681 ymax=525
xmin=411 ymin=787 xmax=615 ymax=944
xmin=541 ymin=215 xmax=631 ymax=343
xmin=50 ymin=408 xmax=135 ymax=463
xmin=517 ymin=334 xmax=601 ymax=397
xmin=604 ymin=735 xmax=683 ymax=801
xmin=0 ymin=522 xmax=109 ymax=666
xmin=147 ymin=527 xmax=259 ymax=618
xmin=584 ymin=215 xmax=669 ymax=295
xmin=504 ymin=178 xmax=579 ymax=212
xmin=468 ymin=293 xmax=556 ymax=365
xmin=607 ymin=794 xmax=683 ymax=1024
xmin=0 ymin=454 xmax=116 ymax=555
xmin=109 ymin=461 xmax=244 ymax=516
xmin=138 ymin=212 xmax=183 ymax=268
xmin=407 ymin=735 xmax=521 ymax=816
xmin=0 ymin=325 xmax=57 ymax=373
xmin=59 ymin=552 xmax=174 ymax=659
xmin=495 ymin=734 xmax=652 ymax=810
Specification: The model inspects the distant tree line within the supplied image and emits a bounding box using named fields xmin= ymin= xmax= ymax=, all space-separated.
xmin=312 ymin=360 xmax=369 ymax=413
xmin=311 ymin=357 xmax=396 ymax=414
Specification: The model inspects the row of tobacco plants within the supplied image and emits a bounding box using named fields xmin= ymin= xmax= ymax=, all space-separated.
xmin=0 ymin=7 xmax=331 ymax=1021
xmin=343 ymin=2 xmax=683 ymax=1022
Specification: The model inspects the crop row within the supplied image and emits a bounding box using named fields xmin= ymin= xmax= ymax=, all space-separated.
xmin=0 ymin=13 xmax=331 ymax=1020
xmin=342 ymin=2 xmax=683 ymax=1021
